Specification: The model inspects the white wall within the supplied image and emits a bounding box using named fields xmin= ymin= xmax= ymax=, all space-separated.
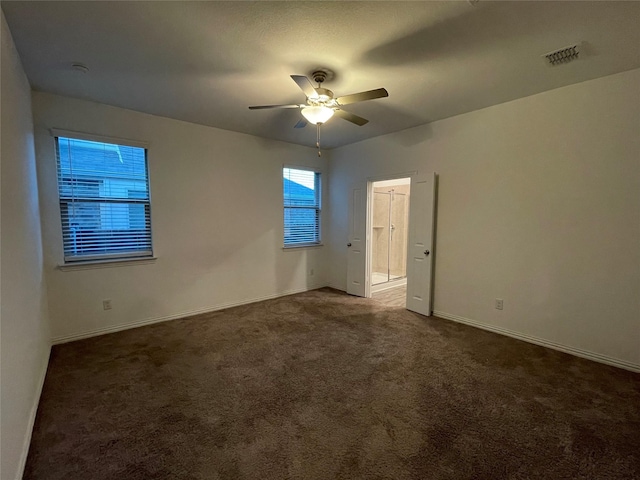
xmin=0 ymin=12 xmax=51 ymax=480
xmin=328 ymin=68 xmax=640 ymax=369
xmin=33 ymin=93 xmax=328 ymax=342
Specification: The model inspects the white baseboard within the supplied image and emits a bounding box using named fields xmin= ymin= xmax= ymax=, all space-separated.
xmin=433 ymin=310 xmax=640 ymax=373
xmin=52 ymin=283 xmax=328 ymax=345
xmin=16 ymin=345 xmax=51 ymax=480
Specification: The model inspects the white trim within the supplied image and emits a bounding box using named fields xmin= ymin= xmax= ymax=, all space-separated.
xmin=372 ymin=178 xmax=411 ymax=187
xmin=16 ymin=346 xmax=51 ymax=480
xmin=58 ymin=257 xmax=157 ymax=271
xmin=282 ymin=244 xmax=324 ymax=250
xmin=433 ymin=310 xmax=640 ymax=373
xmin=49 ymin=128 xmax=149 ymax=149
xmin=365 ymin=181 xmax=372 ymax=298
xmin=52 ymin=283 xmax=327 ymax=345
xmin=366 ymin=170 xmax=417 ymax=182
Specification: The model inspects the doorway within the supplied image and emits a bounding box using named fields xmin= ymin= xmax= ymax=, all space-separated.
xmin=346 ymin=172 xmax=436 ymax=316
xmin=370 ymin=178 xmax=411 ymax=299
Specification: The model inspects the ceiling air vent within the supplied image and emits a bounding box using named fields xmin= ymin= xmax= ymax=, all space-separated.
xmin=543 ymin=45 xmax=579 ymax=66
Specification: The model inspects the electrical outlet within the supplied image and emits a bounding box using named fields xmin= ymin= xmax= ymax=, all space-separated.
xmin=103 ymin=299 xmax=112 ymax=310
xmin=495 ymin=299 xmax=504 ymax=310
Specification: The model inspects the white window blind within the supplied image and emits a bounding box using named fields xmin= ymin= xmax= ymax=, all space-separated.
xmin=55 ymin=136 xmax=153 ymax=262
xmin=283 ymin=167 xmax=321 ymax=246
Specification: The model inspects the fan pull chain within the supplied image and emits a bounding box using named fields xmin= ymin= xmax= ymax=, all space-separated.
xmin=316 ymin=123 xmax=322 ymax=157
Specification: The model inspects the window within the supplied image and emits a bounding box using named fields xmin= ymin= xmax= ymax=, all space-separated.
xmin=283 ymin=167 xmax=321 ymax=247
xmin=55 ymin=135 xmax=153 ymax=262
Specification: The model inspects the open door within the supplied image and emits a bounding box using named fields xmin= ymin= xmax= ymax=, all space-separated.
xmin=346 ymin=182 xmax=368 ymax=296
xmin=405 ymin=173 xmax=437 ymax=316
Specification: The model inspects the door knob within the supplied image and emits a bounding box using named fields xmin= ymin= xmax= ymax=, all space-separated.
xmin=424 ymin=250 xmax=430 ymax=256
xmin=347 ymin=243 xmax=352 ymax=247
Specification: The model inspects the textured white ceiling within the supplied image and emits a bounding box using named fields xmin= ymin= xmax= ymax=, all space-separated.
xmin=3 ymin=1 xmax=639 ymax=149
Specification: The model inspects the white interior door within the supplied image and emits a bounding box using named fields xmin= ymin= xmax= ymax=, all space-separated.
xmin=406 ymin=173 xmax=437 ymax=315
xmin=346 ymin=182 xmax=368 ymax=296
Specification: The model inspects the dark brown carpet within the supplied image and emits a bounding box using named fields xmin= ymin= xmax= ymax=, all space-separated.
xmin=25 ymin=288 xmax=640 ymax=479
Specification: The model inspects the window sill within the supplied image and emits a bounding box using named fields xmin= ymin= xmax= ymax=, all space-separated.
xmin=58 ymin=257 xmax=157 ymax=271
xmin=282 ymin=244 xmax=324 ymax=250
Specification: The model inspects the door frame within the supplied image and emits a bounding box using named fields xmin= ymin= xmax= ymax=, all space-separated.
xmin=365 ymin=171 xmax=418 ymax=298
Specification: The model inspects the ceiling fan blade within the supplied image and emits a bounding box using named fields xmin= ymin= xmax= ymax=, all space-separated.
xmin=294 ymin=119 xmax=308 ymax=129
xmin=291 ymin=75 xmax=318 ymax=99
xmin=336 ymin=88 xmax=389 ymax=105
xmin=334 ymin=109 xmax=369 ymax=126
xmin=249 ymin=104 xmax=301 ymax=110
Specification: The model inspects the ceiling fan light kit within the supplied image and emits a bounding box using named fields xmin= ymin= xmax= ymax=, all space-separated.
xmin=249 ymin=69 xmax=389 ymax=153
xmin=301 ymin=105 xmax=334 ymax=125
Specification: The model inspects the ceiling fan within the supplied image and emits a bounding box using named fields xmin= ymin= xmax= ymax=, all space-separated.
xmin=249 ymin=70 xmax=388 ymax=154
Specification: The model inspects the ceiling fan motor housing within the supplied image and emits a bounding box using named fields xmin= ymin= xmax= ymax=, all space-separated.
xmin=313 ymin=87 xmax=334 ymax=102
